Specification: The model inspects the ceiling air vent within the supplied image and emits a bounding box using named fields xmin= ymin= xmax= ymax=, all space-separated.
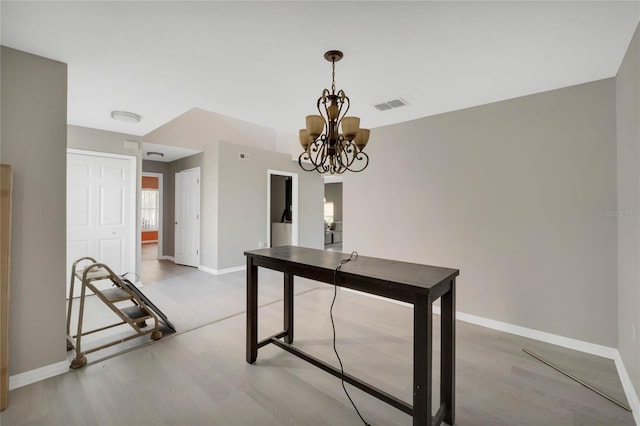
xmin=374 ymin=98 xmax=408 ymax=111
xmin=374 ymin=103 xmax=392 ymax=111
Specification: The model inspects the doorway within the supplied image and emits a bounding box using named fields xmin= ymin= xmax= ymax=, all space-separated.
xmin=323 ymin=176 xmax=343 ymax=252
xmin=267 ymin=170 xmax=298 ymax=248
xmin=141 ymin=173 xmax=163 ymax=263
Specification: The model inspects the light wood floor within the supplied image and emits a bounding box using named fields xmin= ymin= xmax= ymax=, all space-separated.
xmin=1 ymin=257 xmax=634 ymax=425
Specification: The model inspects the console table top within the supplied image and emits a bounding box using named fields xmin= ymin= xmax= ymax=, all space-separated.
xmin=245 ymin=246 xmax=459 ymax=296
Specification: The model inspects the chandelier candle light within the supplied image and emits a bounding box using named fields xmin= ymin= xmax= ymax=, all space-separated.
xmin=298 ymin=50 xmax=370 ymax=174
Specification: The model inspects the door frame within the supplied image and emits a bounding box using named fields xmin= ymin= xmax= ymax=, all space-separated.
xmin=267 ymin=170 xmax=299 ymax=248
xmin=66 ymin=148 xmax=137 ymax=293
xmin=141 ymin=172 xmax=163 ymax=260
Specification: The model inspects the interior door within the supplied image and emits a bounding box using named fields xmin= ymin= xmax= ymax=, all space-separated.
xmin=67 ymin=151 xmax=136 ymax=296
xmin=175 ymin=167 xmax=200 ymax=267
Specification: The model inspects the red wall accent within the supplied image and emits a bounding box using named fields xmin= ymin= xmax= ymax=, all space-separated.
xmin=142 ymin=231 xmax=158 ymax=242
xmin=142 ymin=176 xmax=158 ymax=189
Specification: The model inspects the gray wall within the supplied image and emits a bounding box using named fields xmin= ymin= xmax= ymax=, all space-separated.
xmin=1 ymin=46 xmax=67 ymax=374
xmin=144 ymin=109 xmax=322 ymax=271
xmin=324 ymin=183 xmax=343 ymax=223
xmin=616 ymin=23 xmax=640 ymax=400
xmin=345 ymin=79 xmax=618 ymax=347
xmin=68 ymin=125 xmax=141 ymax=157
xmin=217 ymin=141 xmax=324 ymax=270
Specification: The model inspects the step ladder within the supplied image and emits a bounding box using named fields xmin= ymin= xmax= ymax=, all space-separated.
xmin=66 ymin=257 xmax=163 ymax=369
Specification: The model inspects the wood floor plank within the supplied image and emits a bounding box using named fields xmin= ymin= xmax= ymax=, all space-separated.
xmin=1 ymin=259 xmax=633 ymax=425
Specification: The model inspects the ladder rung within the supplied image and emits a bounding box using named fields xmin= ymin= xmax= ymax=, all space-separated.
xmin=99 ymin=287 xmax=133 ymax=302
xmin=121 ymin=306 xmax=151 ymax=321
xmin=75 ymin=267 xmax=111 ymax=282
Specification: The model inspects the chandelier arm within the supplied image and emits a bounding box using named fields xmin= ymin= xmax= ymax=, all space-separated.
xmin=302 ymin=140 xmax=324 ymax=170
xmin=317 ymin=92 xmax=325 ymax=111
xmin=341 ymin=95 xmax=351 ymax=123
xmin=320 ymin=160 xmax=330 ymax=174
xmin=314 ymin=143 xmax=328 ymax=169
xmin=298 ymin=152 xmax=319 ymax=172
xmin=307 ymin=141 xmax=321 ymax=166
xmin=318 ymin=137 xmax=331 ymax=169
xmin=317 ymin=93 xmax=330 ymax=138
xmin=336 ymin=95 xmax=346 ymax=128
xmin=337 ymin=139 xmax=350 ymax=164
xmin=346 ymin=150 xmax=369 ymax=172
xmin=339 ymin=141 xmax=356 ymax=170
xmin=332 ymin=142 xmax=345 ymax=174
xmin=332 ymin=148 xmax=343 ymax=174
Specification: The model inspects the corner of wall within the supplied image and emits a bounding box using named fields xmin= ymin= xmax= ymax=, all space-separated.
xmin=616 ymin=20 xmax=640 ymax=411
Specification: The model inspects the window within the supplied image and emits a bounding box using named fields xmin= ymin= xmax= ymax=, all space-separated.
xmin=324 ymin=201 xmax=334 ymax=225
xmin=141 ymin=189 xmax=159 ymax=230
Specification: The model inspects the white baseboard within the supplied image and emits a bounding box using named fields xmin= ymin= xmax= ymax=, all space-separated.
xmin=344 ymin=288 xmax=617 ymax=358
xmin=456 ymin=310 xmax=639 ymax=420
xmin=613 ymin=354 xmax=640 ymax=424
xmin=9 ymin=360 xmax=68 ymax=390
xmin=344 ymin=288 xmax=638 ymax=419
xmin=454 ymin=310 xmax=619 ymax=359
xmin=198 ymin=265 xmax=245 ymax=275
xmin=198 ymin=265 xmax=217 ymax=275
xmin=159 ymin=255 xmax=174 ymax=261
xmin=342 ymin=288 xmax=412 ymax=307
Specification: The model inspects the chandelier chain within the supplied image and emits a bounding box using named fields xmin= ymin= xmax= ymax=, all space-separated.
xmin=331 ymin=59 xmax=336 ymax=94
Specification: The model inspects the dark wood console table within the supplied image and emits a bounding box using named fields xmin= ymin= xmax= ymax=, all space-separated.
xmin=245 ymin=246 xmax=459 ymax=425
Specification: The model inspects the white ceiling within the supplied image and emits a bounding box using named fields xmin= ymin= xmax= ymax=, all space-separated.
xmin=141 ymin=141 xmax=201 ymax=162
xmin=2 ymin=1 xmax=639 ymax=140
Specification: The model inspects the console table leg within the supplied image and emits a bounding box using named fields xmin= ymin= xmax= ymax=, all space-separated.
xmin=441 ymin=279 xmax=456 ymax=425
xmin=284 ymin=273 xmax=294 ymax=344
xmin=246 ymin=258 xmax=258 ymax=364
xmin=413 ymin=295 xmax=433 ymax=426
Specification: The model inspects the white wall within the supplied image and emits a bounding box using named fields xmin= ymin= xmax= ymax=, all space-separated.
xmin=1 ymin=46 xmax=67 ymax=374
xmin=345 ymin=79 xmax=618 ymax=347
xmin=616 ymin=22 xmax=640 ymax=401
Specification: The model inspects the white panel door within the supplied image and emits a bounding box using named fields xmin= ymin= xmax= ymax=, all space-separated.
xmin=175 ymin=168 xmax=200 ymax=267
xmin=67 ymin=152 xmax=135 ymax=297
xmin=96 ymin=159 xmax=130 ymax=274
xmin=67 ymin=158 xmax=93 ymax=278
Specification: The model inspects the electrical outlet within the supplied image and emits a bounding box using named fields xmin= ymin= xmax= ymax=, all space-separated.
xmin=258 ymin=241 xmax=265 ymax=248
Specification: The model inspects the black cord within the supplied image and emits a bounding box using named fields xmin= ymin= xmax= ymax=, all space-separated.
xmin=121 ymin=272 xmax=140 ymax=283
xmin=331 ymin=251 xmax=371 ymax=426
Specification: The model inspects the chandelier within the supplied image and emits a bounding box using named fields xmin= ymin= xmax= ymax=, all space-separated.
xmin=298 ymin=50 xmax=370 ymax=174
